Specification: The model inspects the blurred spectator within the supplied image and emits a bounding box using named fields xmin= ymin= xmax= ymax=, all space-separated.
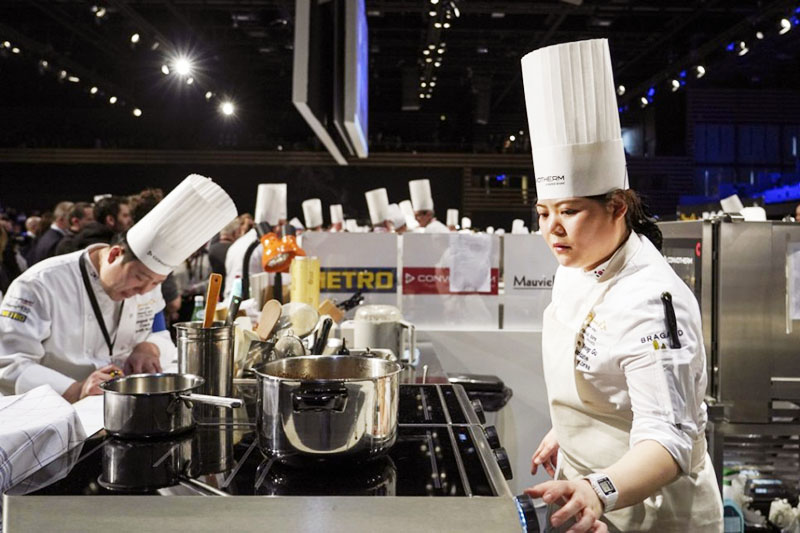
xmin=28 ymin=201 xmax=73 ymax=265
xmin=238 ymin=213 xmax=254 ymax=238
xmin=129 ymin=189 xmax=163 ymax=223
xmin=54 ymin=202 xmax=95 ymax=255
xmin=208 ymin=218 xmax=239 ymax=277
xmin=94 ymin=196 xmax=132 ymax=233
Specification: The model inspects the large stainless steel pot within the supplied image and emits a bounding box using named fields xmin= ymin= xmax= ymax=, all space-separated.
xmin=253 ymin=355 xmax=401 ymax=464
xmin=100 ymin=373 xmax=242 ymax=439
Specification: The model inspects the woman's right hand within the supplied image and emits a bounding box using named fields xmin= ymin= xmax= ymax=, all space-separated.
xmin=531 ymin=428 xmax=559 ymax=477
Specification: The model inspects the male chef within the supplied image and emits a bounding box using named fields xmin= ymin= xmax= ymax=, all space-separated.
xmin=0 ymin=174 xmax=238 ymax=402
xmin=365 ymin=188 xmax=391 ymax=232
xmin=408 ymin=179 xmax=448 ymax=233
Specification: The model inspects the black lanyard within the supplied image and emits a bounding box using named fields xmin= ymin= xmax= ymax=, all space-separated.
xmin=79 ymin=255 xmax=123 ymax=356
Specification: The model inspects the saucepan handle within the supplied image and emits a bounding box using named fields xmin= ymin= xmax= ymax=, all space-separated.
xmin=400 ymin=320 xmax=416 ymax=363
xmin=292 ymin=384 xmax=348 ymax=412
xmin=179 ymin=393 xmax=243 ymax=408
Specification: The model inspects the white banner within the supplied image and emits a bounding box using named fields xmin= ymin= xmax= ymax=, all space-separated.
xmin=300 ymin=232 xmax=400 ymax=316
xmin=402 ymin=233 xmax=500 ymax=329
xmin=502 ymin=234 xmax=559 ymax=330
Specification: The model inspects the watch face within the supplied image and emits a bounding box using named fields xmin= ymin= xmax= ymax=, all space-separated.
xmin=598 ymin=477 xmax=616 ymax=495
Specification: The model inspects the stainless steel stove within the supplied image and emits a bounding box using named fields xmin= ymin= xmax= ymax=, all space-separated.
xmin=3 ymin=383 xmax=539 ymax=532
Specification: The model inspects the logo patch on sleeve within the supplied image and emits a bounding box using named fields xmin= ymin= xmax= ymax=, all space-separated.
xmin=1 ymin=309 xmax=27 ymax=322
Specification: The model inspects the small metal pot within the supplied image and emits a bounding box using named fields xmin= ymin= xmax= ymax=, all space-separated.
xmin=253 ymin=356 xmax=401 ymax=465
xmin=100 ymin=373 xmax=243 ymax=439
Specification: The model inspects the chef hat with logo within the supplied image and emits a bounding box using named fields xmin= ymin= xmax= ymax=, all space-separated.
xmin=329 ymin=204 xmax=344 ymax=224
xmin=522 ymin=39 xmax=627 ymax=200
xmin=446 ymin=209 xmax=459 ymax=227
xmin=461 ymin=217 xmax=472 ymax=230
xmin=399 ymin=200 xmax=419 ymax=230
xmin=254 ymin=184 xmax=287 ymax=225
xmin=302 ymin=198 xmax=323 ymax=228
xmin=409 ymin=179 xmax=434 ymax=212
xmin=365 ymin=188 xmax=390 ymax=225
xmin=386 ymin=203 xmax=406 ymax=229
xmin=127 ymin=174 xmax=237 ymax=276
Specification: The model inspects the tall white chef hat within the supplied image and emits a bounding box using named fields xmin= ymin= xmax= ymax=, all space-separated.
xmin=409 ymin=179 xmax=434 ymax=212
xmin=329 ymin=204 xmax=344 ymax=224
xmin=289 ymin=217 xmax=305 ymax=231
xmin=461 ymin=216 xmax=472 ymax=230
xmin=386 ymin=203 xmax=406 ymax=229
xmin=127 ymin=174 xmax=237 ymax=276
xmin=254 ymin=183 xmax=287 ymax=226
xmin=302 ymin=198 xmax=323 ymax=228
xmin=365 ymin=188 xmax=390 ymax=225
xmin=344 ymin=219 xmax=359 ymax=233
xmin=521 ymin=39 xmax=627 ymax=200
xmin=399 ymin=200 xmax=419 ymax=230
xmin=446 ymin=209 xmax=459 ymax=227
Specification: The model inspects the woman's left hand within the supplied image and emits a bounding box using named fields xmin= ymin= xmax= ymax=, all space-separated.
xmin=525 ymin=479 xmax=606 ymax=533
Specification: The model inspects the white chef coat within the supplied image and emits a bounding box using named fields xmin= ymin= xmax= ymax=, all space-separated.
xmin=548 ymin=231 xmax=707 ymax=474
xmin=223 ymin=229 xmax=262 ymax=299
xmin=0 ymin=245 xmax=176 ymax=396
xmin=416 ymin=219 xmax=449 ymax=234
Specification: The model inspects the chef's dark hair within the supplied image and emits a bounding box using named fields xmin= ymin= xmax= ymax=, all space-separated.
xmin=589 ymin=189 xmax=662 ymax=251
xmin=112 ymin=232 xmax=140 ymax=264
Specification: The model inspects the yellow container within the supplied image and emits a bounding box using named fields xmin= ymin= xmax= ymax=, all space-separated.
xmin=290 ymin=256 xmax=321 ymax=309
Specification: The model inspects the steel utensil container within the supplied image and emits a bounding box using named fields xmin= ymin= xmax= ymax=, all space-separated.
xmin=175 ymin=321 xmax=235 ymax=418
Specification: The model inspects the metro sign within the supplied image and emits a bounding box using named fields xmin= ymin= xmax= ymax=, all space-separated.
xmin=402 ymin=267 xmax=499 ymax=295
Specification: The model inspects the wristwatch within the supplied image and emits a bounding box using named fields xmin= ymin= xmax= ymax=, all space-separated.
xmin=583 ymin=473 xmax=619 ymax=513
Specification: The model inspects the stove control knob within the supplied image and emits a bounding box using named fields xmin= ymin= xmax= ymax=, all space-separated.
xmin=483 ymin=425 xmax=501 ymax=449
xmin=471 ymin=399 xmax=486 ymax=424
xmin=514 ymin=493 xmax=541 ymax=533
xmin=493 ymin=446 xmax=513 ymax=480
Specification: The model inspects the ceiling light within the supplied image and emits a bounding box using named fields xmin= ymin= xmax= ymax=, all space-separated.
xmin=151 ymin=41 xmax=160 ymax=51
xmin=671 ymin=79 xmax=680 ymax=92
xmin=425 ymin=94 xmax=432 ymax=99
xmin=434 ymin=22 xmax=442 ymax=28
xmin=186 ymin=76 xmax=194 ymax=85
xmin=737 ymin=42 xmax=749 ymax=56
xmin=132 ymin=108 xmax=142 ymax=117
xmin=430 ymin=0 xmax=439 ymax=4
xmin=425 ymin=57 xmax=432 ymax=63
xmin=161 ymin=64 xmax=170 ymax=75
xmin=2 ymin=41 xmax=10 ymax=48
xmin=429 ymin=10 xmax=437 ymax=16
xmin=477 ymin=46 xmax=488 ymax=54
xmin=756 ymin=31 xmax=764 ymax=39
xmin=443 ymin=22 xmax=450 ymax=28
xmin=780 ymin=18 xmax=792 ymax=34
xmin=420 ymin=82 xmax=427 ymax=87
xmin=130 ymin=33 xmax=140 ymax=44
xmin=68 ymin=75 xmax=80 ymax=83
xmin=220 ymin=101 xmax=235 ymax=116
xmin=491 ymin=12 xmax=505 ymax=18
xmin=95 ymin=7 xmax=106 ymax=18
xmin=617 ymin=84 xmax=625 ymax=96
xmin=437 ymin=48 xmax=444 ymax=54
xmin=440 ymin=114 xmax=446 ymax=121
xmin=423 ymin=50 xmax=430 ymax=55
xmin=509 ymin=135 xmax=516 ymax=142
xmin=429 ymin=44 xmax=436 ymax=50
xmin=695 ymin=65 xmax=706 ymax=78
xmin=59 ymin=70 xmax=67 ymax=80
xmin=174 ymin=57 xmax=192 ymax=76
xmin=429 ymin=81 xmax=436 ymax=87
xmin=39 ymin=59 xmax=48 ymax=68
xmin=434 ymin=61 xmax=441 ymax=67
xmin=90 ymin=86 xmax=98 ymax=94
xmin=205 ymin=91 xmax=213 ymax=100
xmin=519 ymin=130 xmax=524 ymax=135
xmin=419 ymin=93 xmax=425 ymax=98
xmin=450 ymin=2 xmax=460 ymax=17
xmin=640 ymin=96 xmax=649 ymax=107
xmin=109 ymin=96 xmax=117 ymax=104
xmin=11 ymin=47 xmax=20 ymax=54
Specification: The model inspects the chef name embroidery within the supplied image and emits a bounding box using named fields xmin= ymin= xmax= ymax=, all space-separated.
xmin=575 ymin=311 xmax=603 ymax=371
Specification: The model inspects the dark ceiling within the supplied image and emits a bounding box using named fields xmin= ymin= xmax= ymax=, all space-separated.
xmin=1 ymin=0 xmax=799 ymax=155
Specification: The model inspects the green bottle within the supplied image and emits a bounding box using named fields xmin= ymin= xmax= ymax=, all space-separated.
xmin=191 ymin=295 xmax=205 ymax=322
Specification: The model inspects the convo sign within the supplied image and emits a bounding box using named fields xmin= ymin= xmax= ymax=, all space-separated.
xmin=402 ymin=233 xmax=500 ymax=328
xmin=502 ymin=234 xmax=559 ymax=330
xmin=301 ymin=232 xmax=399 ymax=309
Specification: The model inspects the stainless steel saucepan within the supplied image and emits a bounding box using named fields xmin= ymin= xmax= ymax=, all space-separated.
xmin=100 ymin=373 xmax=242 ymax=439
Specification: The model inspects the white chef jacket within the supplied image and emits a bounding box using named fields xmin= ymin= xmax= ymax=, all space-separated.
xmin=0 ymin=245 xmax=176 ymax=396
xmin=548 ymin=231 xmax=707 ymax=475
xmin=416 ymin=219 xmax=449 ymax=234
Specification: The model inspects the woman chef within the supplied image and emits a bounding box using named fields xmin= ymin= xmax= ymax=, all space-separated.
xmin=520 ymin=40 xmax=723 ymax=532
xmin=0 ymin=175 xmax=237 ymax=402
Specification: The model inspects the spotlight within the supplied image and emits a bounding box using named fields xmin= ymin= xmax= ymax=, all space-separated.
xmin=437 ymin=48 xmax=445 ymax=54
xmin=11 ymin=47 xmax=20 ymax=54
xmin=509 ymin=135 xmax=516 ymax=142
xmin=756 ymin=31 xmax=764 ymax=39
xmin=90 ymin=86 xmax=98 ymax=94
xmin=419 ymin=93 xmax=425 ymax=98
xmin=671 ymin=79 xmax=680 ymax=92
xmin=443 ymin=22 xmax=451 ymax=28
xmin=59 ymin=70 xmax=67 ymax=80
xmin=640 ymin=96 xmax=649 ymax=107
xmin=425 ymin=57 xmax=432 ymax=63
xmin=519 ymin=130 xmax=524 ymax=135
xmin=2 ymin=41 xmax=10 ymax=48
xmin=780 ymin=18 xmax=792 ymax=34
xmin=186 ymin=76 xmax=194 ymax=85
xmin=109 ymin=96 xmax=117 ymax=104
xmin=420 ymin=82 xmax=427 ymax=87
xmin=151 ymin=41 xmax=160 ymax=51
xmin=695 ymin=65 xmax=706 ymax=78
xmin=617 ymin=84 xmax=626 ymax=96
xmin=434 ymin=61 xmax=441 ymax=67
xmin=429 ymin=81 xmax=436 ymax=87
xmin=440 ymin=114 xmax=446 ymax=121
xmin=434 ymin=22 xmax=442 ymax=28
xmin=220 ymin=101 xmax=235 ymax=116
xmin=430 ymin=0 xmax=439 ymax=4
xmin=161 ymin=64 xmax=170 ymax=75
xmin=737 ymin=41 xmax=749 ymax=56
xmin=429 ymin=10 xmax=437 ymax=16
xmin=423 ymin=50 xmax=430 ymax=55
xmin=425 ymin=94 xmax=432 ymax=99
xmin=132 ymin=108 xmax=142 ymax=117
xmin=130 ymin=33 xmax=140 ymax=44
xmin=95 ymin=7 xmax=106 ymax=18
xmin=450 ymin=1 xmax=460 ymax=17
xmin=205 ymin=91 xmax=213 ymax=100
xmin=173 ymin=57 xmax=192 ymax=76
xmin=39 ymin=59 xmax=48 ymax=69
xmin=429 ymin=44 xmax=436 ymax=50
xmin=68 ymin=75 xmax=80 ymax=83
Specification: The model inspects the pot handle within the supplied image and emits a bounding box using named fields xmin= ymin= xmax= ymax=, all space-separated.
xmin=400 ymin=320 xmax=416 ymax=364
xmin=292 ymin=385 xmax=348 ymax=412
xmin=179 ymin=393 xmax=243 ymax=409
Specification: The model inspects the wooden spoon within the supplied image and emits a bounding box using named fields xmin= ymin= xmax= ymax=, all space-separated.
xmin=256 ymin=299 xmax=282 ymax=341
xmin=202 ymin=273 xmax=223 ymax=328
